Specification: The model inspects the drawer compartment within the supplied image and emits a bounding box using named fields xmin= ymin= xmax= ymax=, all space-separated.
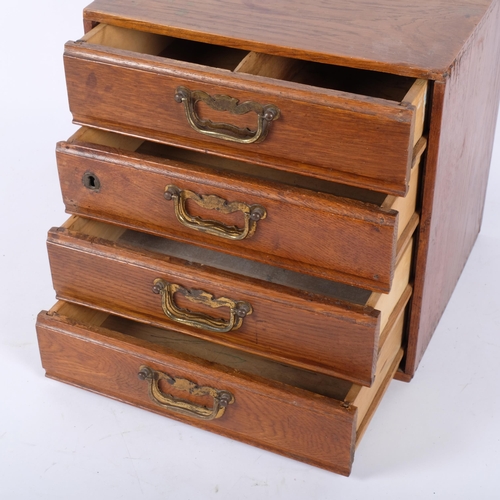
xmin=64 ymin=23 xmax=427 ymax=195
xmin=57 ymin=128 xmax=422 ymax=292
xmin=47 ymin=217 xmax=413 ymax=386
xmin=36 ymin=299 xmax=405 ymax=476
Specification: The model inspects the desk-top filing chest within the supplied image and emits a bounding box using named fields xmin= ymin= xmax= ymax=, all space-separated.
xmin=36 ymin=0 xmax=500 ymax=475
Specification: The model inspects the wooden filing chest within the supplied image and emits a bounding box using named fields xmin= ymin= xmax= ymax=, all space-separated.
xmin=36 ymin=0 xmax=500 ymax=475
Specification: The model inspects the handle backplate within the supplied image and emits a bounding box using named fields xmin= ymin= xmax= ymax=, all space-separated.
xmin=138 ymin=365 xmax=234 ymax=420
xmin=164 ymin=184 xmax=266 ymax=240
xmin=175 ymin=86 xmax=280 ymax=144
xmin=153 ymin=279 xmax=252 ymax=333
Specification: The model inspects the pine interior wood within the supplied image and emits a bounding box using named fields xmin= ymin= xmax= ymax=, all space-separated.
xmin=54 ymin=301 xmax=110 ymax=327
xmin=366 ymin=240 xmax=413 ymax=334
xmin=80 ymin=22 xmax=169 ymax=55
xmin=234 ymin=52 xmax=300 ymax=80
xmin=382 ymin=138 xmax=424 ymax=241
xmin=235 ymin=50 xmax=429 ymax=136
xmin=344 ymin=302 xmax=406 ymax=417
xmin=402 ymin=80 xmax=428 ymax=148
xmin=82 ymin=0 xmax=494 ymax=79
xmin=61 ymin=214 xmax=127 ymax=240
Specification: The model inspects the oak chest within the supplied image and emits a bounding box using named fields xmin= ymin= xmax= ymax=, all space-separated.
xmin=36 ymin=0 xmax=500 ymax=475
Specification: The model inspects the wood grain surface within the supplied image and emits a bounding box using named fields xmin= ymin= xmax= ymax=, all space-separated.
xmin=36 ymin=306 xmax=357 ymax=476
xmin=46 ymin=220 xmax=384 ymax=385
xmin=63 ymin=28 xmax=422 ymax=195
xmin=36 ymin=297 xmax=405 ymax=475
xmin=403 ymin=0 xmax=500 ymax=377
xmin=55 ymin=131 xmax=422 ymax=292
xmin=81 ymin=0 xmax=494 ymax=79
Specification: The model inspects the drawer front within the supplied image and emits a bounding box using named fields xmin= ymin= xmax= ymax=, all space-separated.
xmin=36 ymin=309 xmax=356 ymax=475
xmin=47 ymin=220 xmax=384 ymax=385
xmin=64 ymin=24 xmax=425 ymax=195
xmin=36 ymin=302 xmax=403 ymax=476
xmin=56 ymin=135 xmax=415 ymax=292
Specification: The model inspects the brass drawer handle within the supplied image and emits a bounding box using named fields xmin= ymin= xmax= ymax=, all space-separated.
xmin=153 ymin=278 xmax=252 ymax=333
xmin=174 ymin=86 xmax=280 ymax=144
xmin=138 ymin=366 xmax=234 ymax=420
xmin=164 ymin=185 xmax=267 ymax=240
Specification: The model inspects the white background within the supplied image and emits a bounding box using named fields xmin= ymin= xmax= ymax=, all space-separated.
xmin=1 ymin=1 xmax=499 ymax=498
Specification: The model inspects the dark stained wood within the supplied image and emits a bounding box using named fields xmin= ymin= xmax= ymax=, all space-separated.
xmin=46 ymin=219 xmax=383 ymax=385
xmin=403 ymin=0 xmax=500 ymax=377
xmin=82 ymin=0 xmax=494 ymax=80
xmin=55 ymin=129 xmax=422 ymax=292
xmin=63 ymin=26 xmax=424 ymax=195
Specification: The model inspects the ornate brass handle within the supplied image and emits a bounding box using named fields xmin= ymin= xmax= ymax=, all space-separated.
xmin=152 ymin=279 xmax=252 ymax=333
xmin=174 ymin=86 xmax=280 ymax=144
xmin=164 ymin=185 xmax=266 ymax=240
xmin=138 ymin=366 xmax=234 ymax=420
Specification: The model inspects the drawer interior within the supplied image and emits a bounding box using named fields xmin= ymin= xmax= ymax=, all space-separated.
xmin=81 ymin=22 xmax=247 ymax=70
xmin=46 ymin=299 xmax=405 ymax=438
xmin=69 ymin=127 xmax=423 ymax=242
xmin=81 ymin=23 xmax=427 ymax=106
xmin=64 ymin=216 xmax=413 ymax=334
xmin=157 ymin=39 xmax=247 ymax=71
xmin=236 ymin=52 xmax=416 ymax=101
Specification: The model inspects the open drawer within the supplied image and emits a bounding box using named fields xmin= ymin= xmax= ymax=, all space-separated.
xmin=64 ymin=23 xmax=427 ymax=195
xmin=36 ymin=298 xmax=405 ymax=476
xmin=56 ymin=128 xmax=422 ymax=292
xmin=46 ymin=216 xmax=413 ymax=386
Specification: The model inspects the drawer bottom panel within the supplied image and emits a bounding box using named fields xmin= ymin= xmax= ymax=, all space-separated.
xmin=36 ymin=301 xmax=404 ymax=476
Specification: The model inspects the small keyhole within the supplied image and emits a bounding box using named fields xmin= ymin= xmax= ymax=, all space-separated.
xmin=82 ymin=172 xmax=101 ymax=191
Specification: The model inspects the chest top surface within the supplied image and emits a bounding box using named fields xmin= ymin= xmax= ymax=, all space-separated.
xmin=83 ymin=0 xmax=495 ymax=79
